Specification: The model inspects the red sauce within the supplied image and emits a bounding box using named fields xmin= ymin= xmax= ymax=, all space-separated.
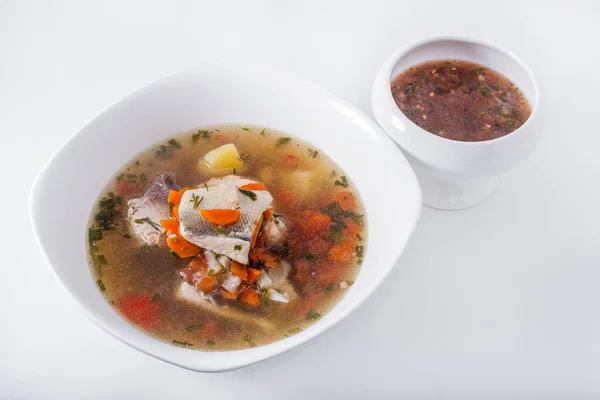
xmin=391 ymin=60 xmax=532 ymax=142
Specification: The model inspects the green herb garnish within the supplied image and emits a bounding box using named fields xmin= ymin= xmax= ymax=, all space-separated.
xmin=355 ymin=244 xmax=364 ymax=259
xmin=307 ymin=149 xmax=319 ymax=159
xmin=139 ymin=173 xmax=148 ymax=185
xmin=347 ymin=280 xmax=355 ymax=286
xmin=242 ymin=127 xmax=249 ymax=131
xmin=134 ymin=217 xmax=161 ymax=231
xmin=305 ymin=308 xmax=321 ymax=321
xmin=95 ymin=195 xmax=122 ymax=231
xmin=259 ymin=128 xmax=266 ymax=136
xmin=189 ymin=193 xmax=203 ymax=209
xmin=168 ymin=138 xmax=181 ymax=149
xmin=123 ymin=233 xmax=131 ymax=239
xmin=324 ymin=283 xmax=335 ymax=292
xmin=477 ymin=87 xmax=491 ymax=97
xmin=321 ymin=201 xmax=364 ymax=225
xmin=170 ymin=250 xmax=181 ymax=258
xmin=234 ymin=245 xmax=242 ymax=251
xmin=140 ymin=244 xmax=158 ymax=251
xmin=96 ymin=279 xmax=106 ymax=292
xmin=192 ymin=129 xmax=212 ymax=142
xmin=243 ymin=333 xmax=256 ymax=348
xmin=185 ymin=324 xmax=202 ymax=333
xmin=208 ymin=269 xmax=215 ymax=276
xmin=151 ymin=293 xmax=161 ymax=302
xmin=205 ymin=340 xmax=215 ymax=346
xmin=330 ymin=231 xmax=346 ymax=243
xmin=276 ymin=137 xmax=292 ymax=147
xmin=88 ymin=228 xmax=103 ymax=244
xmin=260 ymin=289 xmax=269 ymax=308
xmin=172 ymin=340 xmax=194 ymax=348
xmin=356 ymin=233 xmax=363 ymax=241
xmin=238 ymin=188 xmax=257 ymax=201
xmin=96 ymin=255 xmax=107 ymax=265
xmin=334 ymin=175 xmax=349 ymax=188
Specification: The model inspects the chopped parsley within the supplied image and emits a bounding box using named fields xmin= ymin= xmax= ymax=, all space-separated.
xmin=242 ymin=127 xmax=250 ymax=131
xmin=243 ymin=333 xmax=256 ymax=348
xmin=189 ymin=193 xmax=203 ymax=209
xmin=205 ymin=340 xmax=215 ymax=346
xmin=259 ymin=128 xmax=266 ymax=136
xmin=321 ymin=201 xmax=364 ymax=225
xmin=234 ymin=245 xmax=242 ymax=251
xmin=134 ymin=217 xmax=161 ymax=231
xmin=260 ymin=289 xmax=269 ymax=308
xmin=88 ymin=228 xmax=103 ymax=244
xmin=276 ymin=137 xmax=292 ymax=147
xmin=170 ymin=250 xmax=180 ymax=258
xmin=330 ymin=231 xmax=346 ymax=243
xmin=356 ymin=233 xmax=363 ymax=241
xmin=140 ymin=244 xmax=158 ymax=251
xmin=347 ymin=280 xmax=355 ymax=286
xmin=95 ymin=194 xmax=122 ymax=230
xmin=355 ymin=244 xmax=364 ymax=259
xmin=208 ymin=269 xmax=215 ymax=276
xmin=192 ymin=129 xmax=212 ymax=142
xmin=307 ymin=148 xmax=319 ymax=158
xmin=168 ymin=138 xmax=181 ymax=149
xmin=155 ymin=138 xmax=182 ymax=158
xmin=477 ymin=87 xmax=491 ymax=97
xmin=123 ymin=233 xmax=132 ymax=239
xmin=172 ymin=340 xmax=194 ymax=348
xmin=305 ymin=308 xmax=321 ymax=321
xmin=238 ymin=188 xmax=257 ymax=201
xmin=334 ymin=175 xmax=349 ymax=188
xmin=324 ymin=283 xmax=335 ymax=292
xmin=151 ymin=293 xmax=161 ymax=302
xmin=96 ymin=279 xmax=106 ymax=292
xmin=185 ymin=324 xmax=202 ymax=332
xmin=96 ymin=255 xmax=107 ymax=266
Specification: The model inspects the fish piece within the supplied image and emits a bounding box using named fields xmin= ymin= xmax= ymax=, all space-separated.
xmin=261 ymin=215 xmax=288 ymax=245
xmin=176 ymin=282 xmax=273 ymax=331
xmin=178 ymin=175 xmax=273 ymax=264
xmin=127 ymin=174 xmax=179 ymax=245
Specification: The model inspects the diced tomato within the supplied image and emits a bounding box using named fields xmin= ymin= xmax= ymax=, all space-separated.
xmin=115 ymin=181 xmax=141 ymax=197
xmin=117 ymin=294 xmax=160 ymax=328
xmin=282 ymin=155 xmax=300 ymax=169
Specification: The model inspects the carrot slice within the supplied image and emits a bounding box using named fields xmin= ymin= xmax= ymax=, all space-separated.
xmin=238 ymin=286 xmax=260 ymax=307
xmin=200 ymin=209 xmax=240 ymax=225
xmin=263 ymin=208 xmax=273 ymax=220
xmin=230 ymin=261 xmax=248 ymax=281
xmin=196 ymin=275 xmax=217 ymax=293
xmin=246 ymin=268 xmax=262 ymax=284
xmin=249 ymin=249 xmax=279 ymax=268
xmin=240 ymin=183 xmax=265 ymax=191
xmin=172 ymin=206 xmax=179 ymax=220
xmin=159 ymin=219 xmax=179 ymax=235
xmin=168 ymin=189 xmax=183 ymax=206
xmin=250 ymin=214 xmax=264 ymax=249
xmin=328 ymin=241 xmax=354 ymax=261
xmin=167 ymin=235 xmax=200 ymax=258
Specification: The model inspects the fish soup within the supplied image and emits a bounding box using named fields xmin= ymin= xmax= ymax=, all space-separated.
xmin=87 ymin=125 xmax=366 ymax=350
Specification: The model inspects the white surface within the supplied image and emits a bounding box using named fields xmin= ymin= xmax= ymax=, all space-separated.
xmin=372 ymin=37 xmax=542 ymax=210
xmin=1 ymin=0 xmax=599 ymax=397
xmin=29 ymin=60 xmax=420 ymax=371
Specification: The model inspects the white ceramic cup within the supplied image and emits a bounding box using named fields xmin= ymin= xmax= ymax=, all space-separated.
xmin=372 ymin=37 xmax=542 ymax=210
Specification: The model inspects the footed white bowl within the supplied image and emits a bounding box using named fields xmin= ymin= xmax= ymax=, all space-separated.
xmin=30 ymin=60 xmax=422 ymax=372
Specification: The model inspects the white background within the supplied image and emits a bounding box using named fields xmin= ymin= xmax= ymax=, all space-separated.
xmin=1 ymin=0 xmax=599 ymax=398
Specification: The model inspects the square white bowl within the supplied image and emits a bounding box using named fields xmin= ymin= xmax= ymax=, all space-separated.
xmin=30 ymin=60 xmax=422 ymax=372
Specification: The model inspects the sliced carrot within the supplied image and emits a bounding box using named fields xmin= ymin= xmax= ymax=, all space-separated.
xmin=196 ymin=275 xmax=217 ymax=293
xmin=168 ymin=189 xmax=183 ymax=206
xmin=249 ymin=249 xmax=279 ymax=268
xmin=332 ymin=191 xmax=356 ymax=211
xmin=200 ymin=209 xmax=240 ymax=226
xmin=293 ymin=259 xmax=312 ymax=285
xmin=220 ymin=288 xmax=239 ymax=300
xmin=159 ymin=219 xmax=179 ymax=235
xmin=230 ymin=260 xmax=248 ymax=281
xmin=240 ymin=182 xmax=265 ymax=191
xmin=238 ymin=286 xmax=260 ymax=307
xmin=172 ymin=205 xmax=179 ymax=220
xmin=250 ymin=214 xmax=264 ymax=249
xmin=282 ymin=154 xmax=300 ymax=169
xmin=167 ymin=235 xmax=200 ymax=258
xmin=263 ymin=208 xmax=273 ymax=220
xmin=246 ymin=268 xmax=262 ymax=284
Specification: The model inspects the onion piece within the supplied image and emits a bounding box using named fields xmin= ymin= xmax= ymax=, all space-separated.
xmin=256 ymin=272 xmax=273 ymax=289
xmin=221 ymin=273 xmax=242 ymax=293
xmin=216 ymin=254 xmax=231 ymax=270
xmin=205 ymin=249 xmax=224 ymax=274
xmin=267 ymin=288 xmax=289 ymax=303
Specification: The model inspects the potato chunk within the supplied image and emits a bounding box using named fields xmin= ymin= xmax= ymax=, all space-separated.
xmin=203 ymin=144 xmax=242 ymax=169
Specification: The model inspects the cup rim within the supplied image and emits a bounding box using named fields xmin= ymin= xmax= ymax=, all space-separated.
xmin=381 ymin=35 xmax=540 ymax=147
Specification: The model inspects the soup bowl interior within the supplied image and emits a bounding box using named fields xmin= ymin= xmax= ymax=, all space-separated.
xmin=372 ymin=37 xmax=542 ymax=210
xmin=30 ymin=61 xmax=422 ymax=371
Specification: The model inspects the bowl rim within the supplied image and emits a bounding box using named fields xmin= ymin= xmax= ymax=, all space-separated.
xmin=29 ymin=60 xmax=423 ymax=371
xmin=379 ymin=35 xmax=541 ymax=147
